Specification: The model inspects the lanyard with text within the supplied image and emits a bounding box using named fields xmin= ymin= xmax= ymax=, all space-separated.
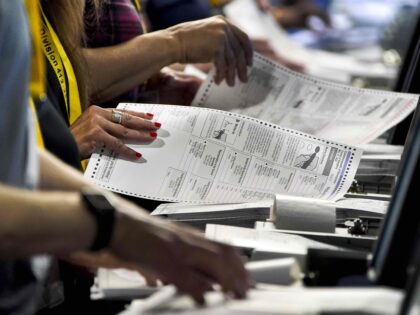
xmin=25 ymin=0 xmax=46 ymax=101
xmin=40 ymin=8 xmax=82 ymax=125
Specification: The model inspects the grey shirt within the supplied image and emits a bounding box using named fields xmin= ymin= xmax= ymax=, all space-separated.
xmin=0 ymin=1 xmax=46 ymax=314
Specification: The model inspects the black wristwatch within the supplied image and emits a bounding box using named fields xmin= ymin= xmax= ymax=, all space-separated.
xmin=80 ymin=188 xmax=116 ymax=252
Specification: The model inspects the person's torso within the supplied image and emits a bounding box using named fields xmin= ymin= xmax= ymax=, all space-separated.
xmin=0 ymin=2 xmax=49 ymax=314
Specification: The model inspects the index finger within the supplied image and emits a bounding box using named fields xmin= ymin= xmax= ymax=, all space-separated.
xmin=106 ymin=110 xmax=161 ymax=131
xmin=227 ymin=22 xmax=254 ymax=67
xmin=188 ymin=241 xmax=249 ymax=298
xmin=123 ymin=110 xmax=155 ymax=120
xmin=121 ymin=113 xmax=161 ymax=131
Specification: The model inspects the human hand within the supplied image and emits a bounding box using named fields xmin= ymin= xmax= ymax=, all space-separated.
xmin=251 ymin=39 xmax=305 ymax=72
xmin=150 ymin=68 xmax=203 ymax=106
xmin=167 ymin=16 xmax=253 ymax=86
xmin=70 ymin=105 xmax=161 ymax=160
xmin=62 ymin=251 xmax=159 ymax=286
xmin=108 ymin=199 xmax=251 ymax=304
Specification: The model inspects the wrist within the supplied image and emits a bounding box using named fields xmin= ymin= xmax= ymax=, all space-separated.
xmin=109 ymin=203 xmax=167 ymax=264
xmin=80 ymin=188 xmax=116 ymax=252
xmin=162 ymin=27 xmax=185 ymax=64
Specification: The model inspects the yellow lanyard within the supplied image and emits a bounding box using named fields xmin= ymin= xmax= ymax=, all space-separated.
xmin=24 ymin=0 xmax=45 ymax=148
xmin=24 ymin=0 xmax=46 ymax=101
xmin=209 ymin=0 xmax=221 ymax=6
xmin=40 ymin=7 xmax=82 ymax=125
xmin=132 ymin=0 xmax=141 ymax=12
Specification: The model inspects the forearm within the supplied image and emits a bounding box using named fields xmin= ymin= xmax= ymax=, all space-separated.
xmin=0 ymin=184 xmax=95 ymax=257
xmin=84 ymin=30 xmax=179 ymax=103
xmin=39 ymin=148 xmax=93 ymax=191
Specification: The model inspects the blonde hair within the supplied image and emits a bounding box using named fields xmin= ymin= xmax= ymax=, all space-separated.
xmin=41 ymin=0 xmax=102 ymax=109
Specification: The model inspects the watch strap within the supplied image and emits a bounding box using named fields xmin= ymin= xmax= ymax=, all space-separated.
xmin=80 ymin=188 xmax=116 ymax=251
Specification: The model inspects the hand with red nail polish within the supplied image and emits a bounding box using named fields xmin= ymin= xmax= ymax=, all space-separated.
xmin=70 ymin=105 xmax=161 ymax=160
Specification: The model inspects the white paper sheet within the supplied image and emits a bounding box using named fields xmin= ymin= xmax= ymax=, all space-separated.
xmin=335 ymin=197 xmax=389 ymax=214
xmin=122 ymin=287 xmax=402 ymax=315
xmin=192 ymin=54 xmax=418 ymax=145
xmin=151 ymin=200 xmax=273 ymax=216
xmin=85 ymin=104 xmax=362 ymax=203
xmin=358 ymin=143 xmax=404 ymax=155
xmin=183 ymin=65 xmax=207 ymax=81
xmin=205 ymin=224 xmax=339 ymax=254
xmin=92 ymin=268 xmax=158 ymax=300
xmin=224 ymin=0 xmax=397 ymax=81
xmin=150 ymin=200 xmax=274 ymax=229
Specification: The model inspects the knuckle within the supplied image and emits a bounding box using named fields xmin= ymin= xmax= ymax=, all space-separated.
xmin=113 ymin=139 xmax=125 ymax=150
xmin=122 ymin=127 xmax=130 ymax=138
xmin=123 ymin=113 xmax=132 ymax=124
xmin=214 ymin=30 xmax=225 ymax=42
xmin=89 ymin=115 xmax=99 ymax=125
xmin=89 ymin=105 xmax=101 ymax=115
xmin=89 ymin=139 xmax=98 ymax=152
xmin=90 ymin=126 xmax=102 ymax=136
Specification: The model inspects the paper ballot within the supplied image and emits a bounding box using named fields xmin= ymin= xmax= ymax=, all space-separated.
xmin=85 ymin=104 xmax=361 ymax=203
xmin=122 ymin=287 xmax=402 ymax=315
xmin=151 ymin=200 xmax=274 ymax=229
xmin=205 ymin=224 xmax=340 ymax=268
xmin=193 ymin=54 xmax=418 ymax=145
xmin=223 ymin=0 xmax=397 ymax=82
xmin=95 ymin=259 xmax=301 ymax=303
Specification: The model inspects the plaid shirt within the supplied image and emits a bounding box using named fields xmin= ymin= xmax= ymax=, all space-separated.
xmin=85 ymin=0 xmax=147 ymax=105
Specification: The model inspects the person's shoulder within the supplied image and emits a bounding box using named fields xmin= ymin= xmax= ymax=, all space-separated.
xmin=0 ymin=1 xmax=25 ymax=40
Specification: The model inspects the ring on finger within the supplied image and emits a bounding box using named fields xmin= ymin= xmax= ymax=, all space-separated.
xmin=111 ymin=109 xmax=123 ymax=124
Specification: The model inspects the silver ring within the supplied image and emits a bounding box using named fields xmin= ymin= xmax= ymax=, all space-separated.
xmin=111 ymin=109 xmax=123 ymax=124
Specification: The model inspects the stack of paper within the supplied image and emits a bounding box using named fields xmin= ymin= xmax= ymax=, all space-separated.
xmin=357 ymin=154 xmax=400 ymax=176
xmin=120 ymin=287 xmax=403 ymax=315
xmin=93 ymin=258 xmax=301 ymax=302
xmin=354 ymin=153 xmax=401 ymax=194
xmin=205 ymin=224 xmax=341 ymax=268
xmin=151 ymin=200 xmax=274 ymax=229
xmin=335 ymin=197 xmax=389 ymax=219
xmin=91 ymin=269 xmax=158 ymax=300
xmin=358 ymin=144 xmax=404 ymax=155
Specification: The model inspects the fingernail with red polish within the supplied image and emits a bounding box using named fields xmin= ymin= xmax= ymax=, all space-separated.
xmin=150 ymin=132 xmax=158 ymax=138
xmin=154 ymin=122 xmax=161 ymax=128
xmin=135 ymin=152 xmax=142 ymax=159
xmin=147 ymin=113 xmax=154 ymax=118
